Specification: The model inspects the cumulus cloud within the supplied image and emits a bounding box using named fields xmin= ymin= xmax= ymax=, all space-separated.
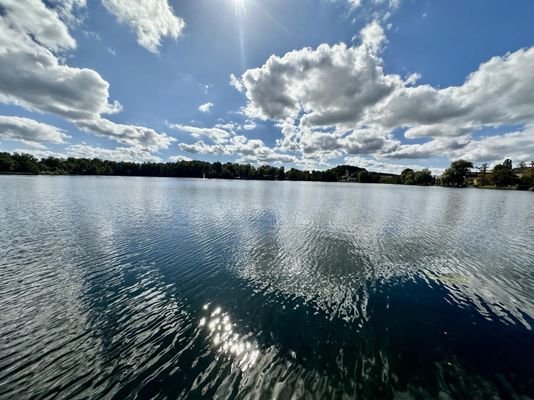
xmin=347 ymin=0 xmax=363 ymax=9
xmin=170 ymin=121 xmax=295 ymax=165
xmin=342 ymin=0 xmax=400 ymax=23
xmin=77 ymin=118 xmax=175 ymax=151
xmin=450 ymin=126 xmax=534 ymax=164
xmin=243 ymin=120 xmax=256 ymax=130
xmin=382 ymin=137 xmax=470 ymax=160
xmin=7 ymin=144 xmax=163 ymax=163
xmin=198 ymin=102 xmax=214 ymax=113
xmin=0 ymin=39 xmax=121 ymax=121
xmin=101 ymin=0 xmax=185 ymax=53
xmin=0 ymin=115 xmax=69 ymax=148
xmin=46 ymin=0 xmax=87 ymax=25
xmin=66 ymin=144 xmax=162 ymax=162
xmin=9 ymin=148 xmax=67 ymax=159
xmin=0 ymin=0 xmax=174 ymax=158
xmin=345 ymin=155 xmax=443 ymax=175
xmin=231 ymin=20 xmax=534 ymax=167
xmin=229 ymin=74 xmax=244 ymax=92
xmin=169 ymin=155 xmax=192 ymax=162
xmin=0 ymin=0 xmax=76 ymax=52
xmin=168 ymin=124 xmax=232 ymax=144
xmin=179 ymin=136 xmax=296 ymax=164
xmin=238 ymin=26 xmax=398 ymax=124
xmin=233 ymin=22 xmax=401 ymax=163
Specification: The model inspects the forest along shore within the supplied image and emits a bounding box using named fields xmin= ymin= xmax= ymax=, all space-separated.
xmin=1 ymin=152 xmax=533 ymax=191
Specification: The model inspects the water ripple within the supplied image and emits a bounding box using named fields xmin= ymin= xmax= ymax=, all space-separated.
xmin=1 ymin=177 xmax=533 ymax=399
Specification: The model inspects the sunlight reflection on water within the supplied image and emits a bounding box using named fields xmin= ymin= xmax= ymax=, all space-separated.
xmin=200 ymin=304 xmax=261 ymax=372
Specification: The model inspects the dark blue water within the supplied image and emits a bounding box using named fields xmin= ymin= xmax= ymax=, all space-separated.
xmin=1 ymin=176 xmax=533 ymax=399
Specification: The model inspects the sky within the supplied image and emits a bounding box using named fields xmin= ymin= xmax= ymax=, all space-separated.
xmin=1 ymin=0 xmax=534 ymax=174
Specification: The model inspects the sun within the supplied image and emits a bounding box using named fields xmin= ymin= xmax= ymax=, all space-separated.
xmin=232 ymin=0 xmax=247 ymax=15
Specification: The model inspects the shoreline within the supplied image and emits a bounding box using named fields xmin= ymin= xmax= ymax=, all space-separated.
xmin=1 ymin=172 xmax=532 ymax=191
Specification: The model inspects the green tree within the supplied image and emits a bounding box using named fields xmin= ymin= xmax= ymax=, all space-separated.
xmin=400 ymin=168 xmax=415 ymax=185
xmin=276 ymin=166 xmax=286 ymax=180
xmin=11 ymin=153 xmax=40 ymax=174
xmin=491 ymin=163 xmax=514 ymax=187
xmin=0 ymin=152 xmax=16 ymax=172
xmin=477 ymin=163 xmax=488 ymax=186
xmin=441 ymin=160 xmax=473 ymax=187
xmin=357 ymin=170 xmax=371 ymax=183
xmin=414 ymin=169 xmax=434 ymax=185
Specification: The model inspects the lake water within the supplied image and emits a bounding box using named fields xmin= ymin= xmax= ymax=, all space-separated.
xmin=1 ymin=176 xmax=533 ymax=399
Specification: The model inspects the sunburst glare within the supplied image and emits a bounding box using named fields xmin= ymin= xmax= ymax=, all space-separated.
xmin=232 ymin=0 xmax=247 ymax=15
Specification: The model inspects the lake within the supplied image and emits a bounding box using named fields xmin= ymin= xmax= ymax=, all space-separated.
xmin=1 ymin=176 xmax=533 ymax=399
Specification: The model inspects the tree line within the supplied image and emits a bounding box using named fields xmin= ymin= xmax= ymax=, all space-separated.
xmin=438 ymin=159 xmax=534 ymax=189
xmin=0 ymin=152 xmax=405 ymax=182
xmin=0 ymin=151 xmax=532 ymax=190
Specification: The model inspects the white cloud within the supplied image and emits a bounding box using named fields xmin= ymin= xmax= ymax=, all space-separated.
xmin=0 ymin=38 xmax=121 ymax=120
xmin=8 ymin=143 xmax=162 ymax=163
xmin=382 ymin=137 xmax=470 ymax=160
xmin=168 ymin=124 xmax=232 ymax=144
xmin=0 ymin=0 xmax=174 ymax=158
xmin=47 ymin=0 xmax=87 ymax=25
xmin=342 ymin=0 xmax=400 ymax=22
xmin=214 ymin=122 xmax=240 ymax=132
xmin=238 ymin=22 xmax=396 ymax=127
xmin=77 ymin=118 xmax=175 ymax=151
xmin=172 ymin=120 xmax=296 ymax=165
xmin=101 ymin=0 xmax=185 ymax=53
xmin=66 ymin=144 xmax=162 ymax=162
xmin=9 ymin=148 xmax=67 ymax=159
xmin=232 ymin=21 xmax=534 ymax=167
xmin=0 ymin=0 xmax=76 ymax=52
xmin=347 ymin=0 xmax=363 ymax=9
xmin=179 ymin=136 xmax=296 ymax=165
xmin=0 ymin=115 xmax=69 ymax=148
xmin=359 ymin=20 xmax=387 ymax=52
xmin=450 ymin=126 xmax=534 ymax=164
xmin=344 ymin=155 xmax=443 ymax=175
xmin=243 ymin=120 xmax=256 ymax=130
xmin=229 ymin=73 xmax=244 ymax=92
xmin=198 ymin=102 xmax=214 ymax=113
xmin=169 ymin=155 xmax=192 ymax=162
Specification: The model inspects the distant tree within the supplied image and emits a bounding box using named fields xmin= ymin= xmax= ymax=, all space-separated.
xmin=400 ymin=168 xmax=415 ymax=185
xmin=379 ymin=175 xmax=398 ymax=184
xmin=491 ymin=163 xmax=514 ymax=187
xmin=477 ymin=163 xmax=489 ymax=186
xmin=0 ymin=151 xmax=411 ymax=185
xmin=286 ymin=168 xmax=301 ymax=181
xmin=276 ymin=166 xmax=286 ymax=180
xmin=0 ymin=152 xmax=16 ymax=172
xmin=357 ymin=170 xmax=370 ymax=183
xmin=414 ymin=169 xmax=434 ymax=185
xmin=441 ymin=160 xmax=473 ymax=187
xmin=11 ymin=153 xmax=40 ymax=174
xmin=519 ymin=161 xmax=527 ymax=168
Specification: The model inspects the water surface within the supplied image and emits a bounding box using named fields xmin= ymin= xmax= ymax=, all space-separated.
xmin=1 ymin=176 xmax=533 ymax=399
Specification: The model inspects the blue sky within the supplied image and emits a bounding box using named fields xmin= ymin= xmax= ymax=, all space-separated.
xmin=1 ymin=0 xmax=534 ymax=173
